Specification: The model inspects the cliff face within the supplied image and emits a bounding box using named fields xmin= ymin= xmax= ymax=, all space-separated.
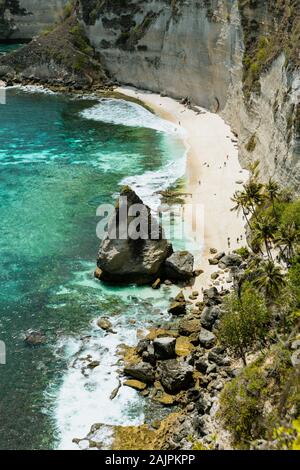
xmin=0 ymin=0 xmax=68 ymax=40
xmin=79 ymin=0 xmax=300 ymax=190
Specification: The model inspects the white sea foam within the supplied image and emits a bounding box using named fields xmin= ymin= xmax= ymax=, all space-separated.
xmin=80 ymin=98 xmax=184 ymax=136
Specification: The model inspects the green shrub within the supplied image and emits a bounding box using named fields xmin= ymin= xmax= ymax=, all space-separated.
xmin=218 ymin=285 xmax=270 ymax=365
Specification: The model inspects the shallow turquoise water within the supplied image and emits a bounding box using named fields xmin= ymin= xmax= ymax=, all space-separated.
xmin=0 ymin=86 xmax=186 ymax=449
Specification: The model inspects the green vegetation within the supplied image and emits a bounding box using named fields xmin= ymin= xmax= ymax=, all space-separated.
xmin=219 ymin=159 xmax=300 ymax=448
xmin=219 ymin=345 xmax=299 ymax=448
xmin=219 ymin=286 xmax=270 ymax=365
xmin=238 ymin=0 xmax=300 ymax=100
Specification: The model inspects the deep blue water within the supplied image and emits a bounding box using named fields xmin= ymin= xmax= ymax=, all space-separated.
xmin=0 ymin=85 xmax=186 ymax=449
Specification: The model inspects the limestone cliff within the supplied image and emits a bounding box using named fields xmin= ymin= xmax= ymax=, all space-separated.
xmin=1 ymin=0 xmax=299 ymax=189
xmin=78 ymin=0 xmax=300 ymax=190
xmin=0 ymin=0 xmax=68 ymax=40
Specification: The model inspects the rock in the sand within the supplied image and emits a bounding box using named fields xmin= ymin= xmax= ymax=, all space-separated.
xmin=200 ymin=306 xmax=221 ymax=330
xmin=97 ymin=317 xmax=113 ymax=332
xmin=179 ymin=316 xmax=201 ymax=336
xmin=153 ymin=337 xmax=176 ymax=359
xmin=124 ymin=379 xmax=147 ymax=391
xmin=124 ymin=362 xmax=155 ymax=384
xmin=164 ymin=251 xmax=194 ymax=281
xmin=25 ymin=330 xmax=46 ymax=346
xmin=158 ymin=360 xmax=195 ymax=394
xmin=96 ymin=187 xmax=172 ymax=285
xmin=199 ymin=328 xmax=216 ymax=348
xmin=208 ymin=258 xmax=219 ymax=265
xmin=211 ymin=272 xmax=219 ymax=280
xmin=218 ymin=254 xmax=242 ymax=269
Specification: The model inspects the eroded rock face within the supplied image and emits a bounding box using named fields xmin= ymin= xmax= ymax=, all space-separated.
xmin=153 ymin=337 xmax=176 ymax=360
xmin=97 ymin=186 xmax=173 ymax=285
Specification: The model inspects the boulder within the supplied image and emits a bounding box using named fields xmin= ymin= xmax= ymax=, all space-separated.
xmin=158 ymin=360 xmax=195 ymax=394
xmin=200 ymin=306 xmax=221 ymax=330
xmin=97 ymin=317 xmax=113 ymax=332
xmin=194 ymin=358 xmax=209 ymax=374
xmin=124 ymin=379 xmax=147 ymax=391
xmin=175 ymin=336 xmax=195 ymax=357
xmin=208 ymin=351 xmax=230 ymax=366
xmin=97 ymin=187 xmax=172 ymax=285
xmin=199 ymin=328 xmax=216 ymax=348
xmin=218 ymin=254 xmax=242 ymax=269
xmin=124 ymin=362 xmax=155 ymax=384
xmin=153 ymin=337 xmax=176 ymax=359
xmin=179 ymin=316 xmax=201 ymax=336
xmin=164 ymin=251 xmax=194 ymax=281
xmin=168 ymin=301 xmax=186 ymax=316
xmin=136 ymin=339 xmax=150 ymax=356
xmin=203 ymin=287 xmax=222 ymax=306
xmin=24 ymin=330 xmax=46 ymax=346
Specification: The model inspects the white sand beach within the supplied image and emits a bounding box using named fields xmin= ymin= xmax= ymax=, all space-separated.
xmin=117 ymin=87 xmax=249 ymax=292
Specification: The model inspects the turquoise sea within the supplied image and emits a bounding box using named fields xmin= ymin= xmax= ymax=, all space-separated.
xmin=0 ymin=77 xmax=188 ymax=449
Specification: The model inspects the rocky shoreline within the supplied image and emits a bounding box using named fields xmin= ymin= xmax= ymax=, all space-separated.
xmin=74 ymin=214 xmax=246 ymax=450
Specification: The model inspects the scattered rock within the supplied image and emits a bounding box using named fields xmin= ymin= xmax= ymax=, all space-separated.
xmin=218 ymin=254 xmax=242 ymax=269
xmin=152 ymin=278 xmax=161 ymax=289
xmin=199 ymin=328 xmax=216 ymax=348
xmin=175 ymin=336 xmax=195 ymax=357
xmin=158 ymin=360 xmax=195 ymax=394
xmin=124 ymin=379 xmax=147 ymax=391
xmin=168 ymin=301 xmax=186 ymax=316
xmin=153 ymin=392 xmax=176 ymax=406
xmin=97 ymin=317 xmax=113 ymax=332
xmin=24 ymin=330 xmax=46 ymax=346
xmin=208 ymin=351 xmax=230 ymax=366
xmin=209 ymin=248 xmax=218 ymax=254
xmin=200 ymin=306 xmax=221 ymax=330
xmin=153 ymin=337 xmax=176 ymax=359
xmin=124 ymin=362 xmax=155 ymax=384
xmin=194 ymin=358 xmax=209 ymax=374
xmin=179 ymin=316 xmax=201 ymax=336
xmin=87 ymin=360 xmax=100 ymax=370
xmin=211 ymin=272 xmax=219 ymax=280
xmin=164 ymin=251 xmax=194 ymax=281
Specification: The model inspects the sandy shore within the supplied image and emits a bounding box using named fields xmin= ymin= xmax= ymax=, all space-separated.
xmin=117 ymin=86 xmax=248 ymax=293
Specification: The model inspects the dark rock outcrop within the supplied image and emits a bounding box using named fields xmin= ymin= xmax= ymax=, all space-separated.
xmin=96 ymin=186 xmax=173 ymax=285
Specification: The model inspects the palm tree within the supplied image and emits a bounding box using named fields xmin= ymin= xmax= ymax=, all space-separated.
xmin=231 ymin=190 xmax=252 ymax=228
xmin=253 ymin=260 xmax=286 ymax=301
xmin=275 ymin=223 xmax=300 ymax=265
xmin=243 ymin=180 xmax=265 ymax=217
xmin=265 ymin=178 xmax=281 ymax=216
xmin=252 ymin=215 xmax=278 ymax=260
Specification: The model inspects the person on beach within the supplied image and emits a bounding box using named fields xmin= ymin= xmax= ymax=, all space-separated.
xmin=227 ymin=237 xmax=231 ymax=248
